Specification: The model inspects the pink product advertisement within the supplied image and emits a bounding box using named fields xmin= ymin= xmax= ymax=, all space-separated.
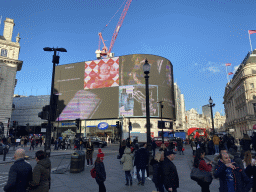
xmin=84 ymin=57 xmax=119 ymax=89
xmin=57 ymin=90 xmax=101 ymax=121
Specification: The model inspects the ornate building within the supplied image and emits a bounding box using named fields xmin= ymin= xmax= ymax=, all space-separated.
xmin=0 ymin=18 xmax=22 ymax=136
xmin=174 ymin=83 xmax=186 ymax=132
xmin=224 ymin=50 xmax=256 ymax=138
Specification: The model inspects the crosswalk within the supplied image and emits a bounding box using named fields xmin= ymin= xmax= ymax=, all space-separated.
xmin=0 ymin=174 xmax=8 ymax=190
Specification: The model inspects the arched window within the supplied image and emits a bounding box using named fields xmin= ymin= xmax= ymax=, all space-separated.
xmin=1 ymin=49 xmax=8 ymax=57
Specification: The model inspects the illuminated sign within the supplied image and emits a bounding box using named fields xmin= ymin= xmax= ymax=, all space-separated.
xmin=98 ymin=122 xmax=109 ymax=130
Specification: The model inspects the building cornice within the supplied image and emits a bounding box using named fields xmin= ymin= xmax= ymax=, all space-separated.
xmin=0 ymin=39 xmax=20 ymax=48
xmin=0 ymin=57 xmax=23 ymax=71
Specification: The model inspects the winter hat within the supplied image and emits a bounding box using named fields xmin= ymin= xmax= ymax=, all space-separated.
xmin=97 ymin=148 xmax=105 ymax=158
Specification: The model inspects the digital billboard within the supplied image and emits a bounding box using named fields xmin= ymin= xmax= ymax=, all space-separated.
xmin=54 ymin=54 xmax=175 ymax=121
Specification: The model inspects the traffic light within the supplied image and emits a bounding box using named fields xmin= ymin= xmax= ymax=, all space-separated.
xmin=116 ymin=121 xmax=119 ymax=129
xmin=38 ymin=105 xmax=50 ymax=120
xmin=75 ymin=118 xmax=80 ymax=129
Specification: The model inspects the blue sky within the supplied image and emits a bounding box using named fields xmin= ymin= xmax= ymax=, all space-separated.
xmin=1 ymin=0 xmax=256 ymax=115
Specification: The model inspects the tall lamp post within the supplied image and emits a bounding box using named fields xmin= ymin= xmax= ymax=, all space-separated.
xmin=43 ymin=47 xmax=67 ymax=157
xmin=209 ymin=96 xmax=215 ymax=136
xmin=157 ymin=101 xmax=164 ymax=144
xmin=143 ymin=59 xmax=151 ymax=152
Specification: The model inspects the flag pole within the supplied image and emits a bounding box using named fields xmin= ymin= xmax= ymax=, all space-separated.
xmin=249 ymin=32 xmax=253 ymax=52
xmin=226 ymin=65 xmax=229 ymax=83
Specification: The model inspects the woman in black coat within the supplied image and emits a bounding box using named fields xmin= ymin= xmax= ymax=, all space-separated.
xmin=150 ymin=151 xmax=164 ymax=192
xmin=245 ymin=162 xmax=256 ymax=192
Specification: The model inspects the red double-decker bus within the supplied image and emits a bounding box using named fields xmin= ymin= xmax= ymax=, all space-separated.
xmin=187 ymin=128 xmax=208 ymax=139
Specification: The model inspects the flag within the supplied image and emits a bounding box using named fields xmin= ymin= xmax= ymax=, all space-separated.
xmin=228 ymin=72 xmax=233 ymax=75
xmin=249 ymin=30 xmax=256 ymax=35
xmin=225 ymin=63 xmax=231 ymax=66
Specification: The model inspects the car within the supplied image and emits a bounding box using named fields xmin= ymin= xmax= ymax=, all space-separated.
xmin=154 ymin=137 xmax=171 ymax=147
xmin=0 ymin=143 xmax=9 ymax=155
xmin=83 ymin=136 xmax=107 ymax=148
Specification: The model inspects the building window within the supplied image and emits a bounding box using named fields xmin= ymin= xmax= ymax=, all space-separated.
xmin=1 ymin=49 xmax=7 ymax=57
xmin=250 ymin=83 xmax=254 ymax=89
xmin=253 ymin=103 xmax=256 ymax=114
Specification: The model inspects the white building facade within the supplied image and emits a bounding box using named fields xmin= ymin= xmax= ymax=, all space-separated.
xmin=0 ymin=18 xmax=22 ymax=136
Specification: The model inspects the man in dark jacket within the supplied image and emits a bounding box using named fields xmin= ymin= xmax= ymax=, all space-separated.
xmin=4 ymin=149 xmax=32 ymax=192
xmin=134 ymin=143 xmax=149 ymax=186
xmin=28 ymin=150 xmax=51 ymax=192
xmin=162 ymin=151 xmax=179 ymax=192
xmin=213 ymin=152 xmax=250 ymax=192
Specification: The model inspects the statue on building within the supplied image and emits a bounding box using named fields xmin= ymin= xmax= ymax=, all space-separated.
xmin=16 ymin=33 xmax=20 ymax=43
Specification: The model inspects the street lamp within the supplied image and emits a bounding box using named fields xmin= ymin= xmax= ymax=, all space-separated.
xmin=43 ymin=47 xmax=67 ymax=157
xmin=209 ymin=96 xmax=215 ymax=136
xmin=157 ymin=101 xmax=164 ymax=144
xmin=143 ymin=59 xmax=151 ymax=151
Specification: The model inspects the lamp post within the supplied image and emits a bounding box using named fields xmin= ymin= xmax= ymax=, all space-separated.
xmin=157 ymin=101 xmax=164 ymax=144
xmin=43 ymin=47 xmax=67 ymax=157
xmin=209 ymin=96 xmax=215 ymax=136
xmin=143 ymin=59 xmax=151 ymax=152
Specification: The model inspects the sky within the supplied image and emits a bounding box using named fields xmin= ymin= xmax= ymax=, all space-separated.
xmin=1 ymin=0 xmax=256 ymax=115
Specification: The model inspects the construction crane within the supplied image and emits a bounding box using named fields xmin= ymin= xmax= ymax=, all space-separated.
xmin=95 ymin=0 xmax=132 ymax=59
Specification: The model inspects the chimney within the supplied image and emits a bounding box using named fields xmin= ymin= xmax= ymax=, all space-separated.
xmin=3 ymin=18 xmax=15 ymax=41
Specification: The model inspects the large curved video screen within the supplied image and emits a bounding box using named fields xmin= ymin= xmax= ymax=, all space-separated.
xmin=54 ymin=54 xmax=175 ymax=121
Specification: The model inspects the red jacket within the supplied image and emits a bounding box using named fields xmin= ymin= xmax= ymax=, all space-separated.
xmin=199 ymin=159 xmax=212 ymax=172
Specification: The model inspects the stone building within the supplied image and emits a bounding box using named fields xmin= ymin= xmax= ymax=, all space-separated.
xmin=0 ymin=18 xmax=22 ymax=136
xmin=223 ymin=50 xmax=256 ymax=138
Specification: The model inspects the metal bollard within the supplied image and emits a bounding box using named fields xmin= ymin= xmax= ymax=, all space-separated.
xmin=3 ymin=148 xmax=6 ymax=161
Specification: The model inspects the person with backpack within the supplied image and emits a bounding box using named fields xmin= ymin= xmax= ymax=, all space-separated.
xmin=30 ymin=138 xmax=35 ymax=151
xmin=94 ymin=149 xmax=106 ymax=192
xmin=121 ymin=147 xmax=134 ymax=186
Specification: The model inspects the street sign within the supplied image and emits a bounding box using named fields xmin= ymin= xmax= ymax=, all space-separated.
xmin=158 ymin=121 xmax=173 ymax=129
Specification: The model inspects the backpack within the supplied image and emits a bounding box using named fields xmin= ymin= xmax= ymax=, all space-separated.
xmin=90 ymin=167 xmax=96 ymax=178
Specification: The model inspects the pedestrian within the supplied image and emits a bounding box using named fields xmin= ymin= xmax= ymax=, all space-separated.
xmin=54 ymin=139 xmax=58 ymax=150
xmin=240 ymin=134 xmax=252 ymax=159
xmin=227 ymin=134 xmax=235 ymax=151
xmin=159 ymin=143 xmax=168 ymax=157
xmin=252 ymin=132 xmax=256 ymax=151
xmin=24 ymin=137 xmax=28 ymax=147
xmin=67 ymin=138 xmax=71 ymax=149
xmin=150 ymin=151 xmax=164 ymax=192
xmin=30 ymin=138 xmax=35 ymax=151
xmin=208 ymin=138 xmax=214 ymax=155
xmin=94 ymin=149 xmax=106 ymax=192
xmin=119 ymin=140 xmax=126 ymax=164
xmin=134 ymin=143 xmax=149 ymax=186
xmin=245 ymin=156 xmax=256 ymax=192
xmin=152 ymin=139 xmax=157 ymax=157
xmin=20 ymin=137 xmax=25 ymax=148
xmin=177 ymin=138 xmax=184 ymax=155
xmin=168 ymin=140 xmax=175 ymax=152
xmin=213 ymin=135 xmax=220 ymax=155
xmin=4 ymin=148 xmax=33 ymax=192
xmin=28 ymin=150 xmax=51 ymax=192
xmin=222 ymin=133 xmax=228 ymax=151
xmin=214 ymin=152 xmax=250 ymax=192
xmin=162 ymin=150 xmax=179 ymax=192
xmin=86 ymin=138 xmax=94 ymax=167
xmin=121 ymin=147 xmax=134 ymax=186
xmin=193 ymin=148 xmax=212 ymax=192
xmin=243 ymin=151 xmax=255 ymax=192
xmin=191 ymin=139 xmax=197 ymax=156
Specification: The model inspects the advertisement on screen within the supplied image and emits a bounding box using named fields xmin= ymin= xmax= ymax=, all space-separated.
xmin=119 ymin=84 xmax=158 ymax=117
xmin=54 ymin=54 xmax=175 ymax=121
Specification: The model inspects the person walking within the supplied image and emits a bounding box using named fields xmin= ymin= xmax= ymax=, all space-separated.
xmin=134 ymin=143 xmax=149 ymax=186
xmin=121 ymin=147 xmax=134 ymax=186
xmin=208 ymin=138 xmax=214 ymax=155
xmin=86 ymin=138 xmax=94 ymax=167
xmin=4 ymin=149 xmax=32 ymax=192
xmin=94 ymin=150 xmax=106 ymax=192
xmin=193 ymin=148 xmax=212 ymax=192
xmin=191 ymin=139 xmax=197 ymax=156
xmin=240 ymin=134 xmax=252 ymax=160
xmin=28 ymin=150 xmax=51 ymax=192
xmin=152 ymin=139 xmax=157 ymax=157
xmin=177 ymin=138 xmax=184 ymax=155
xmin=159 ymin=143 xmax=168 ymax=157
xmin=214 ymin=152 xmax=250 ymax=192
xmin=150 ymin=151 xmax=165 ymax=192
xmin=245 ymin=157 xmax=256 ymax=192
xmin=20 ymin=137 xmax=25 ymax=148
xmin=119 ymin=140 xmax=126 ymax=164
xmin=30 ymin=138 xmax=35 ymax=151
xmin=162 ymin=151 xmax=179 ymax=192
xmin=213 ymin=135 xmax=220 ymax=155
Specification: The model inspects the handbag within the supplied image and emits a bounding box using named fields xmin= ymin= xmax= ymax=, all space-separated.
xmin=182 ymin=147 xmax=185 ymax=151
xmin=90 ymin=167 xmax=96 ymax=178
xmin=190 ymin=167 xmax=213 ymax=183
